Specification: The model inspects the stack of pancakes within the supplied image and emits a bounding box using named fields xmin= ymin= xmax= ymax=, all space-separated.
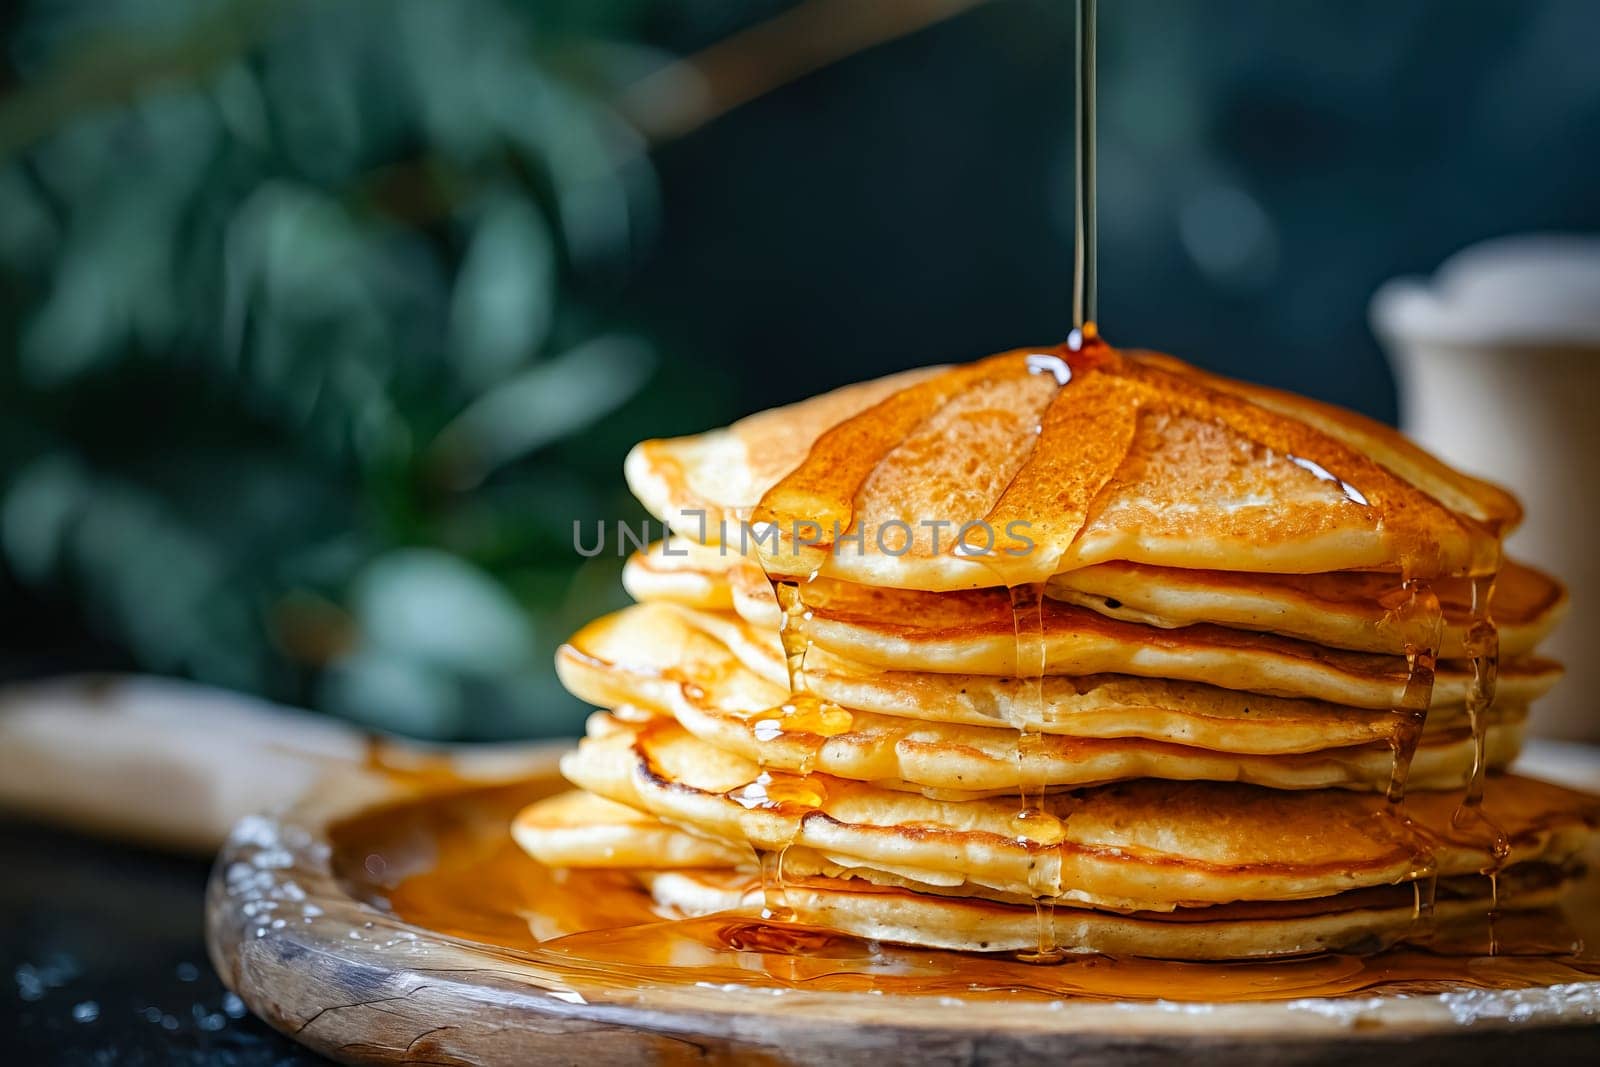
xmin=517 ymin=344 xmax=1598 ymax=961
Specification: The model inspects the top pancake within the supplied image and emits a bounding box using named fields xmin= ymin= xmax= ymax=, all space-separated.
xmin=627 ymin=346 xmax=1519 ymax=588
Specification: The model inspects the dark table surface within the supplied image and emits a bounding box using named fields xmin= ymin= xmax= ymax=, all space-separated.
xmin=2 ymin=816 xmax=326 ymax=1065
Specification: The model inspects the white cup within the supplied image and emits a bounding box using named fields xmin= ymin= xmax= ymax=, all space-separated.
xmin=1372 ymin=235 xmax=1600 ymax=741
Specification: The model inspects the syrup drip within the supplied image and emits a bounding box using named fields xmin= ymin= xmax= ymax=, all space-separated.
xmin=773 ymin=578 xmax=814 ymax=693
xmin=758 ymin=850 xmax=795 ymax=923
xmin=1456 ymin=572 xmax=1503 ymax=813
xmin=727 ymin=769 xmax=828 ymax=922
xmin=350 ymin=780 xmax=1600 ymax=1005
xmin=1006 ymin=580 xmax=1063 ymax=963
xmin=1067 ymin=320 xmax=1100 ymax=354
xmin=1450 ymin=568 xmax=1509 ymax=952
xmin=752 ymin=571 xmax=846 ymax=922
xmin=1008 ymin=583 xmax=1050 ymax=815
xmin=727 ymin=769 xmax=829 ymax=812
xmin=752 ymin=579 xmax=855 ymax=774
xmin=1383 ymin=580 xmax=1443 ymax=807
xmin=1379 ymin=578 xmax=1445 ymax=939
xmin=749 ymin=700 xmax=854 ymax=759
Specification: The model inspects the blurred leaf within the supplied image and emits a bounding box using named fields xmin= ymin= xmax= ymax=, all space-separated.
xmin=0 ymin=0 xmax=272 ymax=161
xmin=258 ymin=2 xmax=370 ymax=183
xmin=350 ymin=548 xmax=536 ymax=678
xmin=1 ymin=454 xmax=87 ymax=582
xmin=1 ymin=455 xmax=271 ymax=690
xmin=0 ymin=168 xmax=60 ymax=271
xmin=509 ymin=84 xmax=650 ymax=269
xmin=318 ymin=647 xmax=465 ymax=740
xmin=211 ymin=61 xmax=271 ymax=150
xmin=429 ymin=333 xmax=654 ymax=489
xmin=450 ymin=194 xmax=557 ymax=389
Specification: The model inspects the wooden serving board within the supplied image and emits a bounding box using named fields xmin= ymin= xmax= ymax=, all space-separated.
xmin=207 ymin=744 xmax=1600 ymax=1066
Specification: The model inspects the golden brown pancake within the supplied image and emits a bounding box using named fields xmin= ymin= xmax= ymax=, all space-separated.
xmin=620 ymin=537 xmax=737 ymax=612
xmin=616 ymin=547 xmax=1559 ymax=755
xmin=513 ymin=791 xmax=1575 ymax=961
xmin=642 ymin=865 xmax=1570 ymax=960
xmin=623 ymin=542 xmax=1565 ymax=659
xmin=558 ymin=604 xmax=1525 ymax=794
xmin=624 ymin=366 xmax=944 ymax=546
xmin=1134 ymin=350 xmax=1519 ymax=529
xmin=780 ymin=580 xmax=1556 ymax=709
xmin=627 ymin=348 xmax=1517 ymax=588
xmin=565 ymin=602 xmax=1417 ymax=753
xmin=800 ymin=647 xmax=1554 ymax=751
xmin=651 ymin=592 xmax=1558 ymax=716
xmin=1046 ymin=558 xmax=1565 ymax=658
xmin=511 ymin=791 xmax=745 ymax=869
xmin=560 ymin=714 xmax=1597 ymax=912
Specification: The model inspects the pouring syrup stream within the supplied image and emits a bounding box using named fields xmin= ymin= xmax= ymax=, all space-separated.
xmin=1071 ymin=0 xmax=1096 ymax=342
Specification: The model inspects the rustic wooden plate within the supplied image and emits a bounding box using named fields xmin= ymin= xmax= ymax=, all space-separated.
xmin=207 ymin=743 xmax=1600 ymax=1065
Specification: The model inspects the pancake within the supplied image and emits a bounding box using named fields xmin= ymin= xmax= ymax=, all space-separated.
xmin=1046 ymin=558 xmax=1565 ymax=658
xmin=513 ymin=791 xmax=1575 ymax=961
xmin=1136 ymin=350 xmax=1519 ymax=530
xmin=564 ymin=603 xmax=1441 ymax=754
xmin=662 ymin=698 xmax=1522 ymax=798
xmin=627 ymin=348 xmax=1517 ymax=589
xmin=655 ymin=597 xmax=1560 ymax=716
xmin=621 ymin=537 xmax=737 ymax=613
xmin=614 ymin=552 xmax=1557 ymax=752
xmin=783 ymin=581 xmax=1557 ymax=709
xmin=623 ymin=365 xmax=944 ymax=546
xmin=557 ymin=604 xmax=1526 ymax=794
xmin=511 ymin=790 xmax=746 ymax=869
xmin=802 ymin=648 xmax=1555 ymax=752
xmin=643 ymin=865 xmax=1572 ymax=960
xmin=623 ymin=542 xmax=1565 ymax=659
xmin=560 ymin=714 xmax=1598 ymax=912
xmin=614 ymin=547 xmax=1561 ymax=713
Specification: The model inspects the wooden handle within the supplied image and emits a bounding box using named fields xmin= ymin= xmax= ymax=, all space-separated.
xmin=0 ymin=674 xmax=549 ymax=853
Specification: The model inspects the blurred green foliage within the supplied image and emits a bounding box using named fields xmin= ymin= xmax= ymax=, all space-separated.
xmin=5 ymin=0 xmax=1597 ymax=740
xmin=0 ymin=0 xmax=680 ymax=738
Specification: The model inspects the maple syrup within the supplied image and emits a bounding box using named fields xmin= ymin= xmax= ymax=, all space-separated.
xmin=1004 ymin=580 xmax=1064 ymax=962
xmin=1381 ymin=581 xmax=1443 ymax=806
xmin=751 ymin=560 xmax=848 ymax=922
xmin=1450 ymin=567 xmax=1511 ymax=948
xmin=1453 ymin=572 xmax=1508 ymax=838
xmin=1071 ymin=0 xmax=1097 ymax=333
xmin=1368 ymin=576 xmax=1445 ymax=945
